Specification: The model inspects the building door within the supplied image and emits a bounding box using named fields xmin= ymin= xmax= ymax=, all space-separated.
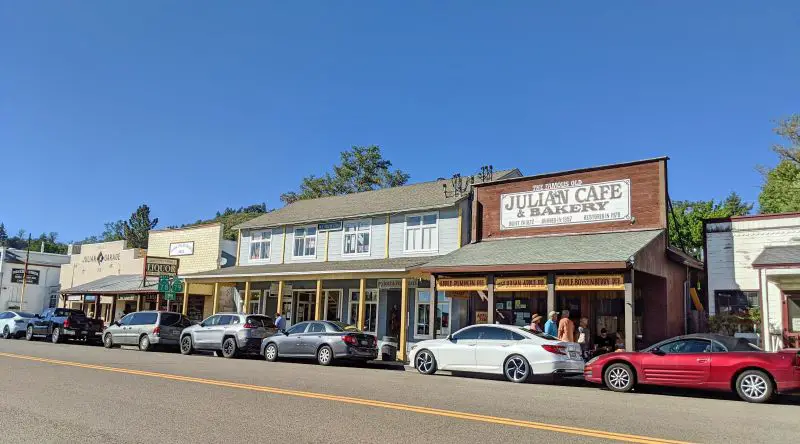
xmin=785 ymin=293 xmax=800 ymax=347
xmin=349 ymin=289 xmax=378 ymax=335
xmin=323 ymin=290 xmax=342 ymax=321
xmin=294 ymin=291 xmax=316 ymax=324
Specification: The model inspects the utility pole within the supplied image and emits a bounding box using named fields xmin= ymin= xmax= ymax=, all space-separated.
xmin=19 ymin=234 xmax=31 ymax=310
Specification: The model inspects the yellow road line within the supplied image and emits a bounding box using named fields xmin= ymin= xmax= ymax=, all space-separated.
xmin=0 ymin=351 xmax=690 ymax=444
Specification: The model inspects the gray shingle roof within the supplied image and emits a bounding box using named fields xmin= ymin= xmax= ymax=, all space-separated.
xmin=235 ymin=169 xmax=521 ymax=230
xmin=752 ymin=245 xmax=800 ymax=266
xmin=182 ymin=257 xmax=431 ymax=279
xmin=61 ymin=275 xmax=160 ymax=295
xmin=421 ymin=229 xmax=664 ymax=269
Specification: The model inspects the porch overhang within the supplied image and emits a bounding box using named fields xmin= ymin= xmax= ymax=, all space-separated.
xmin=752 ymin=245 xmax=800 ymax=269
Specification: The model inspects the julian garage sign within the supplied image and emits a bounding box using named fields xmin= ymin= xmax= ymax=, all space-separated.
xmin=501 ymin=179 xmax=631 ymax=229
xmin=144 ymin=256 xmax=180 ymax=277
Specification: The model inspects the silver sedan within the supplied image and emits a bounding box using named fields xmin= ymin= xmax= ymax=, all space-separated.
xmin=261 ymin=321 xmax=378 ymax=365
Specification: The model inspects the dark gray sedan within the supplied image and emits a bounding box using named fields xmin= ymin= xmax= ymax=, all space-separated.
xmin=261 ymin=321 xmax=378 ymax=365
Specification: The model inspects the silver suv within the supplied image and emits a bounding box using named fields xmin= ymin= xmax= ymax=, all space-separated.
xmin=180 ymin=313 xmax=277 ymax=358
xmin=103 ymin=311 xmax=192 ymax=351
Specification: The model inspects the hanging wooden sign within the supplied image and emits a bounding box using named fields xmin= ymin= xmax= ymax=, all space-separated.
xmin=495 ymin=276 xmax=547 ymax=292
xmin=436 ymin=277 xmax=488 ymax=291
xmin=556 ymin=274 xmax=625 ymax=291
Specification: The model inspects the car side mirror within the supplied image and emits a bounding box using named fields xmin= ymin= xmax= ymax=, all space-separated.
xmin=200 ymin=322 xmax=206 ymax=328
xmin=112 ymin=321 xmax=119 ymax=327
xmin=651 ymin=349 xmax=666 ymax=356
xmin=447 ymin=334 xmax=454 ymax=341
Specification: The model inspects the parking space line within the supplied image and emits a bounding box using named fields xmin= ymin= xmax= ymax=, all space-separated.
xmin=0 ymin=351 xmax=690 ymax=444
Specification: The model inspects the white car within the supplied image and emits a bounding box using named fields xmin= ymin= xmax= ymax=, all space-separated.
xmin=409 ymin=324 xmax=584 ymax=383
xmin=0 ymin=310 xmax=38 ymax=339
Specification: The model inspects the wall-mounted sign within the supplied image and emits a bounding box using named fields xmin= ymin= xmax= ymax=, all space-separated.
xmin=446 ymin=291 xmax=470 ymax=299
xmin=100 ymin=296 xmax=114 ymax=304
xmin=501 ymin=179 xmax=631 ymax=230
xmin=84 ymin=295 xmax=97 ymax=302
xmin=377 ymin=279 xmax=419 ymax=290
xmin=437 ymin=277 xmax=488 ymax=291
xmin=82 ymin=251 xmax=121 ymax=265
xmin=317 ymin=221 xmax=343 ymax=231
xmin=556 ymin=274 xmax=625 ymax=291
xmin=475 ymin=311 xmax=488 ymax=324
xmin=495 ymin=276 xmax=547 ymax=292
xmin=169 ymin=241 xmax=195 ymax=256
xmin=117 ymin=295 xmax=138 ymax=301
xmin=11 ymin=269 xmax=40 ymax=285
xmin=144 ymin=256 xmax=180 ymax=277
xmin=66 ymin=295 xmax=82 ymax=302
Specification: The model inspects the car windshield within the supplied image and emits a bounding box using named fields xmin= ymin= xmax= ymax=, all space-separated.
xmin=326 ymin=321 xmax=359 ymax=332
xmin=518 ymin=326 xmax=555 ymax=340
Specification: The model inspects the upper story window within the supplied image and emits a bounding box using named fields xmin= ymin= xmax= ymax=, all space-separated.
xmin=405 ymin=212 xmax=438 ymax=252
xmin=343 ymin=220 xmax=371 ymax=255
xmin=249 ymin=231 xmax=271 ymax=261
xmin=293 ymin=226 xmax=317 ymax=258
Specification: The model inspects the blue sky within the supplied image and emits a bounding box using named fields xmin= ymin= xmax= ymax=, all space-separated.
xmin=2 ymin=2 xmax=798 ymax=242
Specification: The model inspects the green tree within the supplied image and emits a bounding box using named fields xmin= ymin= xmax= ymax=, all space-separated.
xmin=0 ymin=223 xmax=7 ymax=246
xmin=280 ymin=145 xmax=410 ymax=205
xmin=123 ymin=204 xmax=158 ymax=249
xmin=27 ymin=232 xmax=68 ymax=254
xmin=759 ymin=115 xmax=800 ymax=213
xmin=101 ymin=220 xmax=126 ymax=241
xmin=669 ymin=192 xmax=753 ymax=258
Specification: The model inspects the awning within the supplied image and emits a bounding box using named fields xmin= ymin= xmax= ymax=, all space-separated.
xmin=752 ymin=245 xmax=800 ymax=268
xmin=181 ymin=257 xmax=430 ymax=281
xmin=420 ymin=229 xmax=664 ymax=273
xmin=61 ymin=275 xmax=160 ymax=295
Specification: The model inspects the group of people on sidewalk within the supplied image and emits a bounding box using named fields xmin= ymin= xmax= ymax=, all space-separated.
xmin=529 ymin=310 xmax=625 ymax=359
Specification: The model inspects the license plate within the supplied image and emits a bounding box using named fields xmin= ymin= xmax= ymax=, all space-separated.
xmin=569 ymin=352 xmax=580 ymax=360
xmin=359 ymin=340 xmax=367 ymax=346
xmin=81 ymin=330 xmax=88 ymax=335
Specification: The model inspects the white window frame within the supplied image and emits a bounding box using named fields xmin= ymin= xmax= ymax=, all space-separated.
xmin=414 ymin=289 xmax=451 ymax=339
xmin=404 ymin=211 xmax=439 ymax=253
xmin=342 ymin=219 xmax=372 ymax=257
xmin=292 ymin=225 xmax=318 ymax=259
xmin=347 ymin=288 xmax=379 ymax=335
xmin=249 ymin=230 xmax=272 ymax=262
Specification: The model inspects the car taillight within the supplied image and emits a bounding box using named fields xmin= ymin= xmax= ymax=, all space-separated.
xmin=63 ymin=319 xmax=71 ymax=329
xmin=542 ymin=344 xmax=567 ymax=355
xmin=343 ymin=335 xmax=357 ymax=346
xmin=242 ymin=323 xmax=254 ymax=329
xmin=153 ymin=326 xmax=160 ymax=336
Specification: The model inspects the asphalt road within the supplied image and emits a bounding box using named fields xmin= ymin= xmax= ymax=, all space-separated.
xmin=0 ymin=338 xmax=797 ymax=444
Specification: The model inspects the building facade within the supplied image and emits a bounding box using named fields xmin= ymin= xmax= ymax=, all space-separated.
xmin=422 ymin=158 xmax=703 ymax=351
xmin=705 ymin=212 xmax=800 ymax=351
xmin=0 ymin=248 xmax=69 ymax=314
xmin=182 ymin=169 xmax=522 ymax=359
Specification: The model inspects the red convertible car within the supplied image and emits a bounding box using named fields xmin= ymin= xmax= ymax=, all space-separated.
xmin=584 ymin=334 xmax=800 ymax=403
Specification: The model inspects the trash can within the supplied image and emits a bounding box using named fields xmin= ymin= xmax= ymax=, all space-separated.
xmin=381 ymin=336 xmax=398 ymax=361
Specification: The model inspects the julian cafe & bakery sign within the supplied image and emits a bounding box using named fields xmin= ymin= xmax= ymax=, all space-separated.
xmin=501 ymin=179 xmax=631 ymax=229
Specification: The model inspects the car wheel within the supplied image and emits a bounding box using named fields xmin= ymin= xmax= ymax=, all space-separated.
xmin=604 ymin=363 xmax=635 ymax=393
xmin=504 ymin=354 xmax=531 ymax=383
xmin=221 ymin=337 xmax=238 ymax=359
xmin=264 ymin=343 xmax=278 ymax=362
xmin=735 ymin=370 xmax=774 ymax=403
xmin=2 ymin=326 xmax=10 ymax=339
xmin=415 ymin=349 xmax=437 ymax=375
xmin=180 ymin=335 xmax=194 ymax=355
xmin=103 ymin=334 xmax=114 ymax=349
xmin=51 ymin=327 xmax=61 ymax=344
xmin=139 ymin=335 xmax=151 ymax=352
xmin=317 ymin=345 xmax=333 ymax=366
xmin=25 ymin=325 xmax=34 ymax=341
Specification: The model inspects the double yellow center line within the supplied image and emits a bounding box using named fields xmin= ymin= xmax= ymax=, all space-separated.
xmin=0 ymin=351 xmax=690 ymax=444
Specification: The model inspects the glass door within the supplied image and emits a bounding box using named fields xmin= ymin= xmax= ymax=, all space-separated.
xmin=293 ymin=291 xmax=316 ymax=324
xmin=324 ymin=290 xmax=342 ymax=321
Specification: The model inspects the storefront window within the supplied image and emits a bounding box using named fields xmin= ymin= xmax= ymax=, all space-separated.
xmin=415 ymin=290 xmax=450 ymax=337
xmin=249 ymin=290 xmax=262 ymax=314
xmin=715 ymin=290 xmax=759 ymax=315
xmin=348 ymin=289 xmax=378 ymax=334
xmin=788 ymin=295 xmax=800 ymax=333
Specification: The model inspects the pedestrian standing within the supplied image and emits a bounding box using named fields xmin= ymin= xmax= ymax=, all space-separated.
xmin=557 ymin=310 xmax=575 ymax=342
xmin=275 ymin=312 xmax=286 ymax=331
xmin=577 ymin=317 xmax=590 ymax=358
xmin=544 ymin=311 xmax=558 ymax=337
xmin=529 ymin=313 xmax=544 ymax=333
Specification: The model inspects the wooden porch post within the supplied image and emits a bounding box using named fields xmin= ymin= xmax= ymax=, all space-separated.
xmin=136 ymin=295 xmax=142 ymax=312
xmin=357 ymin=278 xmax=367 ymax=330
xmin=487 ymin=274 xmax=495 ymax=325
xmin=624 ymin=270 xmax=635 ymax=352
xmin=547 ymin=273 xmax=556 ymax=315
xmin=399 ymin=278 xmax=409 ymax=361
xmin=244 ymin=281 xmax=251 ymax=314
xmin=276 ymin=281 xmax=284 ymax=316
xmin=315 ymin=279 xmax=323 ymax=320
xmin=182 ymin=281 xmax=189 ymax=315
xmin=212 ymin=282 xmax=220 ymax=315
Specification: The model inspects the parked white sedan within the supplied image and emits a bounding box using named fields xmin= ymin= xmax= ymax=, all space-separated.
xmin=0 ymin=311 xmax=38 ymax=339
xmin=409 ymin=324 xmax=584 ymax=383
